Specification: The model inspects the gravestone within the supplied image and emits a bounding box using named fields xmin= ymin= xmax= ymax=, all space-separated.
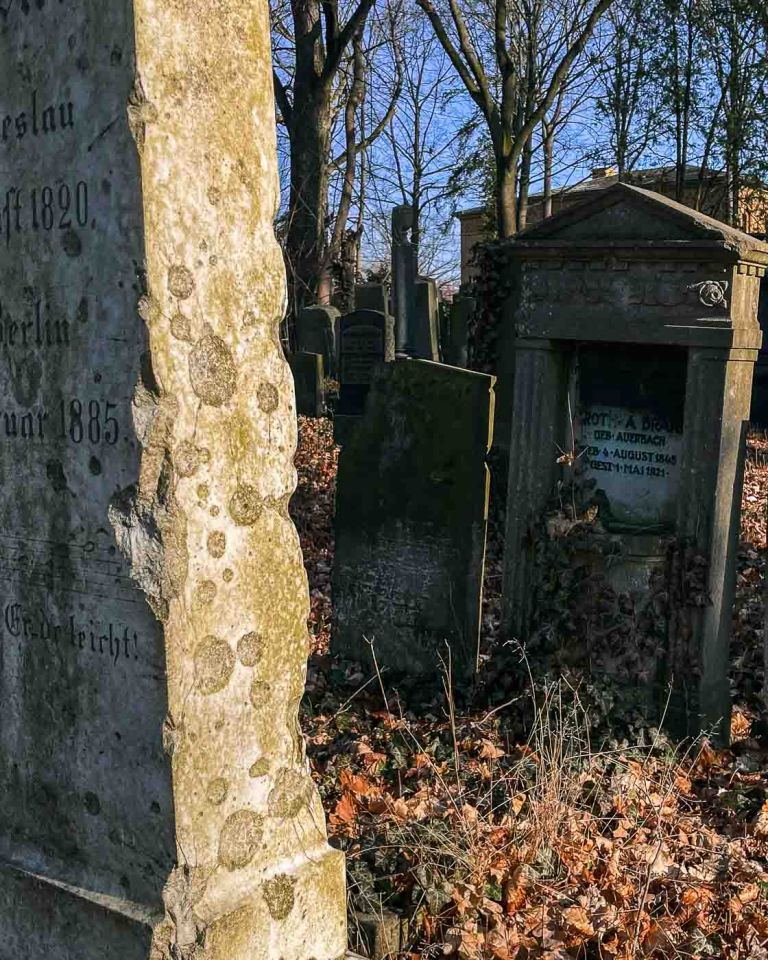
xmin=444 ymin=295 xmax=475 ymax=368
xmin=288 ymin=352 xmax=325 ymax=417
xmin=334 ymin=309 xmax=394 ymax=443
xmin=412 ymin=278 xmax=440 ymax=361
xmin=332 ymin=360 xmax=495 ymax=676
xmin=0 ymin=3 xmax=346 ymax=958
xmin=295 ymin=305 xmax=338 ymax=379
xmin=500 ymin=183 xmax=767 ymax=739
xmin=354 ymin=283 xmax=389 ymax=315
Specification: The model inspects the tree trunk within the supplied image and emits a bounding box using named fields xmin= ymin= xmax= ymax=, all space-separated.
xmin=496 ymin=153 xmax=517 ymax=239
xmin=543 ymin=120 xmax=554 ymax=219
xmin=517 ymin=138 xmax=533 ymax=231
xmin=285 ymin=85 xmax=332 ymax=315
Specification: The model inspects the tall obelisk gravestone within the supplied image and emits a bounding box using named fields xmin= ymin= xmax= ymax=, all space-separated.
xmin=0 ymin=3 xmax=346 ymax=958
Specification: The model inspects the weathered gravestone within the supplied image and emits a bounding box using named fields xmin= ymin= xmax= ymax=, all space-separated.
xmin=501 ymin=183 xmax=767 ymax=739
xmin=444 ymin=295 xmax=475 ymax=368
xmin=354 ymin=283 xmax=389 ymax=315
xmin=295 ymin=305 xmax=338 ymax=379
xmin=288 ymin=352 xmax=325 ymax=417
xmin=334 ymin=308 xmax=394 ymax=443
xmin=332 ymin=360 xmax=495 ymax=676
xmin=0 ymin=3 xmax=346 ymax=958
xmin=412 ymin=278 xmax=440 ymax=361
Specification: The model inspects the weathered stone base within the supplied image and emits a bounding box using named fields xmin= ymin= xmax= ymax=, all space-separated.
xmin=0 ymin=847 xmax=346 ymax=960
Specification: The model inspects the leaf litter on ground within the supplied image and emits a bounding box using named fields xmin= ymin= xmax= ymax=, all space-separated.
xmin=291 ymin=417 xmax=768 ymax=959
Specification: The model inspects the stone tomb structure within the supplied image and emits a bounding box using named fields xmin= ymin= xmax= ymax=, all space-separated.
xmin=332 ymin=359 xmax=495 ymax=677
xmin=501 ymin=184 xmax=767 ymax=739
xmin=288 ymin=352 xmax=325 ymax=417
xmin=334 ymin=308 xmax=394 ymax=443
xmin=0 ymin=2 xmax=345 ymax=958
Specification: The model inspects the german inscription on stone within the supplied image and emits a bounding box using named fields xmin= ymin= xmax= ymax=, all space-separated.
xmin=0 ymin=1 xmax=175 ymax=926
xmin=579 ymin=405 xmax=683 ymax=528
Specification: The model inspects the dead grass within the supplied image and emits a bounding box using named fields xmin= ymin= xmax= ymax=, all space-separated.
xmin=294 ymin=420 xmax=768 ymax=958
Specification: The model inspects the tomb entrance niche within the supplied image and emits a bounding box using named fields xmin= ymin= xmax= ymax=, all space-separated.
xmin=575 ymin=345 xmax=687 ymax=595
xmin=500 ymin=183 xmax=768 ymax=739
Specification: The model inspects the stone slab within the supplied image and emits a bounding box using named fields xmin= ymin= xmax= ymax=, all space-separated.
xmin=354 ymin=283 xmax=389 ymax=315
xmin=335 ymin=309 xmax=394 ymax=442
xmin=288 ymin=352 xmax=324 ymax=417
xmin=444 ymin=296 xmax=474 ymax=368
xmin=332 ymin=359 xmax=494 ymax=676
xmin=295 ymin=306 xmax=339 ymax=379
xmin=412 ymin=278 xmax=440 ymax=361
xmin=0 ymin=1 xmax=346 ymax=956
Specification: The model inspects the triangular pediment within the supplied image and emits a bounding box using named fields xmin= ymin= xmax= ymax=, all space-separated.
xmin=515 ymin=183 xmax=767 ymax=254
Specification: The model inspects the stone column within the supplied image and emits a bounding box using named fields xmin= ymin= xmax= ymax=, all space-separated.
xmin=501 ymin=339 xmax=572 ymax=636
xmin=392 ymin=205 xmax=416 ymax=358
xmin=668 ymin=345 xmax=756 ymax=739
xmin=0 ymin=2 xmax=346 ymax=958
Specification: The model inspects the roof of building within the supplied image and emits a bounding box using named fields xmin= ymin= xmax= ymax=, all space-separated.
xmin=510 ymin=182 xmax=768 ymax=262
xmin=456 ymin=166 xmax=725 ymax=219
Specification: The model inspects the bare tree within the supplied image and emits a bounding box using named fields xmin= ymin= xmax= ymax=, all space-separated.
xmin=364 ymin=16 xmax=471 ymax=279
xmin=588 ymin=0 xmax=663 ymax=178
xmin=698 ymin=0 xmax=768 ymax=228
xmin=414 ymin=0 xmax=616 ymax=237
xmin=271 ymin=0 xmax=377 ymax=313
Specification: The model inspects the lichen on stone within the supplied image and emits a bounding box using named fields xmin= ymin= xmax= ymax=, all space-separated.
xmin=249 ymin=678 xmax=270 ymax=707
xmin=237 ymin=631 xmax=263 ymax=666
xmin=267 ymin=767 xmax=311 ymax=818
xmin=194 ymin=636 xmax=235 ymax=694
xmin=174 ymin=441 xmax=204 ymax=478
xmin=262 ymin=874 xmax=295 ymax=920
xmin=170 ymin=310 xmax=193 ymax=341
xmin=257 ymin=381 xmax=279 ymax=414
xmin=189 ymin=331 xmax=237 ymax=406
xmin=218 ymin=810 xmax=264 ymax=870
xmin=168 ymin=264 xmax=195 ymax=300
xmin=206 ymin=778 xmax=228 ymax=805
xmin=207 ymin=531 xmax=226 ymax=558
xmin=229 ymin=484 xmax=262 ymax=525
xmin=193 ymin=579 xmax=217 ymax=606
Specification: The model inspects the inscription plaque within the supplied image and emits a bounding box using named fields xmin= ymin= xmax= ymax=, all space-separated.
xmin=579 ymin=405 xmax=683 ymax=528
xmin=577 ymin=345 xmax=686 ymax=530
xmin=340 ymin=324 xmax=385 ymax=384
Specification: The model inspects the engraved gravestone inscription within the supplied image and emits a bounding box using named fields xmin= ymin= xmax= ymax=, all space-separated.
xmin=576 ymin=345 xmax=686 ymax=530
xmin=0 ymin=0 xmax=174 ymax=915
